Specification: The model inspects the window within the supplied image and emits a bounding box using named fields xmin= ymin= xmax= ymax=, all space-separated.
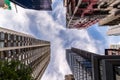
xmin=75 ymin=0 xmax=79 ymax=6
xmin=8 ymin=42 xmax=11 ymax=47
xmin=8 ymin=50 xmax=11 ymax=57
xmin=4 ymin=51 xmax=7 ymax=57
xmin=18 ymin=36 xmax=21 ymax=41
xmin=22 ymin=36 xmax=24 ymax=41
xmin=14 ymin=35 xmax=16 ymax=40
xmin=13 ymin=42 xmax=16 ymax=47
xmin=79 ymin=2 xmax=89 ymax=8
xmin=19 ymin=55 xmax=21 ymax=60
xmin=10 ymin=34 xmax=13 ymax=40
xmin=21 ymin=42 xmax=24 ymax=46
xmin=11 ymin=50 xmax=16 ymax=55
xmin=18 ymin=42 xmax=21 ymax=46
xmin=0 ymin=42 xmax=4 ymax=48
xmin=0 ymin=32 xmax=5 ymax=40
xmin=7 ymin=34 xmax=11 ymax=40
xmin=0 ymin=51 xmax=4 ymax=58
xmin=112 ymin=52 xmax=116 ymax=55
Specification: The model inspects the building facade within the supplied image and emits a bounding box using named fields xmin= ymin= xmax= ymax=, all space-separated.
xmin=65 ymin=74 xmax=75 ymax=80
xmin=105 ymin=49 xmax=120 ymax=55
xmin=106 ymin=25 xmax=120 ymax=36
xmin=0 ymin=27 xmax=50 ymax=80
xmin=110 ymin=44 xmax=120 ymax=49
xmin=105 ymin=44 xmax=120 ymax=55
xmin=64 ymin=0 xmax=109 ymax=29
xmin=64 ymin=0 xmax=120 ymax=29
xmin=66 ymin=48 xmax=93 ymax=80
xmin=97 ymin=0 xmax=120 ymax=36
xmin=99 ymin=0 xmax=120 ymax=26
xmin=10 ymin=0 xmax=52 ymax=10
xmin=66 ymin=47 xmax=120 ymax=80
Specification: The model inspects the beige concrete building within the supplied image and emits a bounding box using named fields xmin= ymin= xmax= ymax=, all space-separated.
xmin=64 ymin=0 xmax=119 ymax=29
xmin=99 ymin=0 xmax=120 ymax=26
xmin=98 ymin=0 xmax=120 ymax=36
xmin=110 ymin=44 xmax=120 ymax=49
xmin=63 ymin=0 xmax=113 ymax=29
xmin=107 ymin=24 xmax=120 ymax=36
xmin=105 ymin=44 xmax=120 ymax=55
xmin=0 ymin=27 xmax=50 ymax=80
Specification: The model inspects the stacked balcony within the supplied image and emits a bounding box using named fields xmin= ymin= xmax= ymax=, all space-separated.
xmin=65 ymin=0 xmax=110 ymax=29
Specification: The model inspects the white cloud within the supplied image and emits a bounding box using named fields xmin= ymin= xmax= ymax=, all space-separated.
xmin=0 ymin=0 xmax=117 ymax=80
xmin=0 ymin=3 xmax=31 ymax=35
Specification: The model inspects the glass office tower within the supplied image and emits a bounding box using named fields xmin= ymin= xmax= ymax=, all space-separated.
xmin=66 ymin=48 xmax=93 ymax=80
xmin=10 ymin=0 xmax=52 ymax=10
xmin=66 ymin=47 xmax=120 ymax=80
xmin=0 ymin=27 xmax=51 ymax=80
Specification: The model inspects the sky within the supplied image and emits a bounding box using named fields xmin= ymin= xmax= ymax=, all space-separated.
xmin=0 ymin=0 xmax=120 ymax=80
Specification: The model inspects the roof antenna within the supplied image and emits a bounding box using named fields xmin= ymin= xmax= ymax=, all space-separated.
xmin=14 ymin=3 xmax=18 ymax=13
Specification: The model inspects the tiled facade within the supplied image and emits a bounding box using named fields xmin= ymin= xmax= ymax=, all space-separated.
xmin=0 ymin=27 xmax=50 ymax=80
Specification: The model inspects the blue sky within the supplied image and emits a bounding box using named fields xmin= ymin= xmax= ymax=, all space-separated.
xmin=0 ymin=0 xmax=120 ymax=80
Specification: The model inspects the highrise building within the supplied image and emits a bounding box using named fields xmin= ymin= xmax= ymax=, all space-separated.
xmin=98 ymin=0 xmax=120 ymax=36
xmin=66 ymin=48 xmax=93 ymax=80
xmin=63 ymin=0 xmax=109 ymax=29
xmin=105 ymin=49 xmax=120 ymax=55
xmin=99 ymin=0 xmax=120 ymax=26
xmin=10 ymin=0 xmax=52 ymax=10
xmin=66 ymin=47 xmax=120 ymax=80
xmin=64 ymin=0 xmax=120 ymax=29
xmin=105 ymin=44 xmax=120 ymax=55
xmin=110 ymin=44 xmax=120 ymax=49
xmin=65 ymin=74 xmax=75 ymax=80
xmin=107 ymin=25 xmax=120 ymax=36
xmin=0 ymin=27 xmax=50 ymax=80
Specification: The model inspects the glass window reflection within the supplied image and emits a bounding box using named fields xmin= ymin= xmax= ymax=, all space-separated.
xmin=0 ymin=42 xmax=4 ymax=48
xmin=0 ymin=32 xmax=5 ymax=40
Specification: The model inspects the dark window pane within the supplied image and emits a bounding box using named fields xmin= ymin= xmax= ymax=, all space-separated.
xmin=0 ymin=42 xmax=4 ymax=48
xmin=0 ymin=32 xmax=5 ymax=40
xmin=10 ymin=0 xmax=52 ymax=10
